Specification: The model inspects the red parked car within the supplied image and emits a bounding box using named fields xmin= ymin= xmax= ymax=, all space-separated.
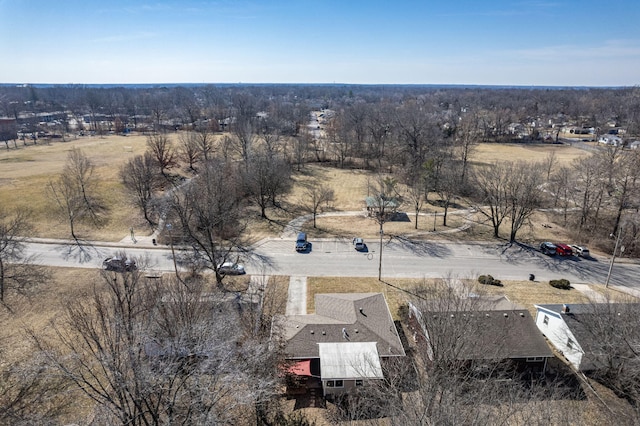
xmin=554 ymin=243 xmax=573 ymax=256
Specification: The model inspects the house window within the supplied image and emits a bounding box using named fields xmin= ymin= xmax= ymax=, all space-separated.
xmin=326 ymin=381 xmax=334 ymax=387
xmin=526 ymin=357 xmax=544 ymax=362
xmin=335 ymin=380 xmax=344 ymax=388
xmin=567 ymin=338 xmax=574 ymax=349
xmin=355 ymin=380 xmax=364 ymax=387
xmin=543 ymin=315 xmax=549 ymax=325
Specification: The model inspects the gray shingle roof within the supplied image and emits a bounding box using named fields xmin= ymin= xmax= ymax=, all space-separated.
xmin=277 ymin=293 xmax=405 ymax=359
xmin=427 ymin=309 xmax=553 ymax=360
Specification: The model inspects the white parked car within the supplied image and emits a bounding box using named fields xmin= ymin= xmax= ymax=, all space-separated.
xmin=217 ymin=262 xmax=246 ymax=275
xmin=570 ymin=245 xmax=590 ymax=258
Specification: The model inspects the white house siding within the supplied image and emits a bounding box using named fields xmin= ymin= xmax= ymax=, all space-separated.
xmin=535 ymin=307 xmax=584 ymax=370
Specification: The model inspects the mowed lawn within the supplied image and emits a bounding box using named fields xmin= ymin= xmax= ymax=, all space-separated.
xmin=472 ymin=142 xmax=589 ymax=166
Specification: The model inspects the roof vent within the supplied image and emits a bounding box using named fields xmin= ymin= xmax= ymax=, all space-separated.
xmin=519 ymin=312 xmax=525 ymax=317
xmin=322 ymin=331 xmax=326 ymax=335
xmin=310 ymin=330 xmax=314 ymax=334
xmin=503 ymin=313 xmax=508 ymax=318
xmin=355 ymin=329 xmax=359 ymax=333
xmin=450 ymin=314 xmax=454 ymax=318
xmin=562 ymin=304 xmax=570 ymax=313
xmin=342 ymin=327 xmax=349 ymax=340
xmin=485 ymin=313 xmax=490 ymax=317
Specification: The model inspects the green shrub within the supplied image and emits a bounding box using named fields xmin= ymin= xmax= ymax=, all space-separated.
xmin=478 ymin=275 xmax=503 ymax=287
xmin=549 ymin=279 xmax=571 ymax=290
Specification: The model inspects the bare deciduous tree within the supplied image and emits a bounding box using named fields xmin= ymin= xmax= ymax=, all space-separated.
xmin=434 ymin=157 xmax=462 ymax=227
xmin=505 ymin=161 xmax=544 ymax=242
xmin=120 ymin=152 xmax=159 ymax=227
xmin=47 ymin=149 xmax=107 ymax=241
xmin=170 ymin=159 xmax=247 ymax=286
xmin=303 ymin=183 xmax=335 ymax=228
xmin=34 ymin=267 xmax=281 ymax=425
xmin=472 ymin=162 xmax=510 ymax=239
xmin=243 ymin=151 xmax=292 ymax=219
xmin=146 ymin=132 xmax=176 ymax=176
xmin=0 ymin=208 xmax=49 ymax=303
xmin=177 ymin=130 xmax=201 ymax=171
xmin=0 ymin=349 xmax=73 ymax=424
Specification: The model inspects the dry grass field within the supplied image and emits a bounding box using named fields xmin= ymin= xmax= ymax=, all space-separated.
xmin=0 ymin=134 xmax=591 ymax=242
xmin=472 ymin=142 xmax=590 ymax=166
xmin=0 ymin=134 xmax=150 ymax=240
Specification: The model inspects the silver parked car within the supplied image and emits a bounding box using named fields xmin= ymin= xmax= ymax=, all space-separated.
xmin=217 ymin=262 xmax=246 ymax=275
xmin=353 ymin=237 xmax=367 ymax=251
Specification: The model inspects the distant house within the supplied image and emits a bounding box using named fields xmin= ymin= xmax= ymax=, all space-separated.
xmin=534 ymin=303 xmax=640 ymax=371
xmin=409 ymin=298 xmax=553 ymax=374
xmin=629 ymin=141 xmax=640 ymax=150
xmin=276 ymin=293 xmax=405 ymax=397
xmin=598 ymin=135 xmax=623 ymax=147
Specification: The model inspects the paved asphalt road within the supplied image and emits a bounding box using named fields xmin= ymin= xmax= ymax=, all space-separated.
xmin=22 ymin=237 xmax=640 ymax=292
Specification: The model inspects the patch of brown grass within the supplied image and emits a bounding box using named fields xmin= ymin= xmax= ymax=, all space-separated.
xmin=472 ymin=142 xmax=589 ymax=166
xmin=289 ymin=165 xmax=373 ymax=211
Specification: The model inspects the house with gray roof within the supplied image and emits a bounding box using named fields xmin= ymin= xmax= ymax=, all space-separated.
xmin=409 ymin=298 xmax=553 ymax=374
xmin=276 ymin=293 xmax=405 ymax=396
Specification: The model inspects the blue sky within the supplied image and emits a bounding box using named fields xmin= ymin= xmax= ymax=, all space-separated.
xmin=1 ymin=0 xmax=639 ymax=86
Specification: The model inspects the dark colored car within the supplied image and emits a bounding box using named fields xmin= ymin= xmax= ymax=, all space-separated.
xmin=103 ymin=257 xmax=137 ymax=272
xmin=295 ymin=232 xmax=309 ymax=252
xmin=540 ymin=242 xmax=557 ymax=256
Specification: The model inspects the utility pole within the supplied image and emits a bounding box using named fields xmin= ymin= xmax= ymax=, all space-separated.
xmin=605 ymin=230 xmax=623 ymax=288
xmin=378 ymin=226 xmax=383 ymax=281
xmin=166 ymin=223 xmax=179 ymax=280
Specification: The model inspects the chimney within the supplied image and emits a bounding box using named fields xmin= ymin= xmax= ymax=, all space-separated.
xmin=562 ymin=304 xmax=570 ymax=313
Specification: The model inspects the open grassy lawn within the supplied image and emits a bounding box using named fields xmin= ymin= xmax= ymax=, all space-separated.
xmin=0 ymin=134 xmax=151 ymax=241
xmin=472 ymin=142 xmax=590 ymax=166
xmin=1 ymin=135 xmax=590 ymax=242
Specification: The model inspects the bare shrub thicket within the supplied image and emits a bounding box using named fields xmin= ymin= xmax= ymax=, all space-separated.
xmin=33 ymin=266 xmax=283 ymax=425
